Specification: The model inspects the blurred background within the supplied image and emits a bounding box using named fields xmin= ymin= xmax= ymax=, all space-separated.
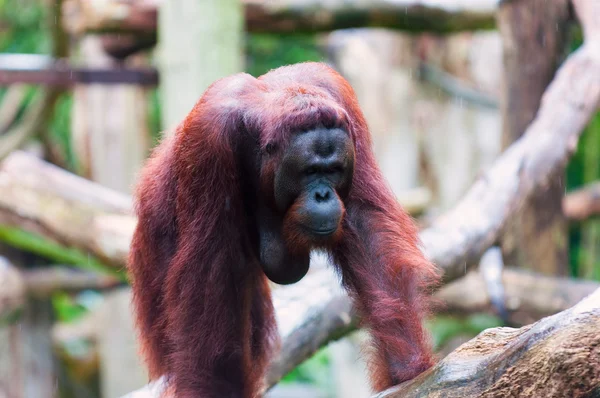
xmin=0 ymin=0 xmax=598 ymax=397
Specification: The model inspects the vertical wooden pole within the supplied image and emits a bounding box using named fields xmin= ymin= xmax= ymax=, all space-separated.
xmin=71 ymin=37 xmax=151 ymax=194
xmin=158 ymin=0 xmax=244 ymax=132
xmin=497 ymin=0 xmax=571 ymax=275
xmin=98 ymin=289 xmax=148 ymax=398
xmin=0 ymin=254 xmax=56 ymax=398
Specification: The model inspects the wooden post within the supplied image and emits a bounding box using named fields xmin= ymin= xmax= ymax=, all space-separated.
xmin=71 ymin=37 xmax=151 ymax=194
xmin=497 ymin=0 xmax=571 ymax=275
xmin=0 ymin=254 xmax=56 ymax=398
xmin=158 ymin=0 xmax=244 ymax=132
xmin=97 ymin=289 xmax=148 ymax=397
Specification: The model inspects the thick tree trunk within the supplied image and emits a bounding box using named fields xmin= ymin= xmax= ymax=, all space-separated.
xmin=497 ymin=0 xmax=572 ymax=275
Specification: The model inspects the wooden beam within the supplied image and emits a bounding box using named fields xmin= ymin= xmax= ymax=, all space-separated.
xmin=0 ymin=54 xmax=158 ymax=86
xmin=63 ymin=0 xmax=497 ymax=36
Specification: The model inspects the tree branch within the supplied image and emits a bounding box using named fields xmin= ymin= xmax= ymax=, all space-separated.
xmin=563 ymin=182 xmax=600 ymax=221
xmin=421 ymin=26 xmax=600 ymax=283
xmin=22 ymin=266 xmax=123 ymax=297
xmin=0 ymin=258 xmax=123 ymax=320
xmin=122 ymin=278 xmax=600 ymax=398
xmin=439 ymin=268 xmax=600 ymax=325
xmin=0 ymin=152 xmax=133 ymax=269
xmin=376 ymin=288 xmax=600 ymax=397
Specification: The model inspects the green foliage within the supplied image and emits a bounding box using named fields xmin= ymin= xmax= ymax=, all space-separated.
xmin=427 ymin=313 xmax=503 ymax=350
xmin=282 ymin=347 xmax=331 ymax=383
xmin=566 ymin=112 xmax=600 ymax=280
xmin=53 ymin=290 xmax=104 ymax=323
xmin=246 ymin=34 xmax=323 ymax=77
xmin=0 ymin=225 xmax=126 ymax=280
xmin=147 ymin=88 xmax=163 ymax=144
xmin=53 ymin=292 xmax=88 ymax=323
xmin=565 ymin=24 xmax=600 ymax=280
xmin=1 ymin=0 xmax=76 ymax=170
xmin=0 ymin=0 xmax=49 ymax=54
xmin=48 ymin=93 xmax=79 ymax=170
xmin=280 ymin=346 xmax=335 ymax=396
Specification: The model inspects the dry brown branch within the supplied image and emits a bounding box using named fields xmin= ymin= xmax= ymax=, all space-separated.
xmin=63 ymin=0 xmax=496 ymax=58
xmin=62 ymin=0 xmax=496 ymax=58
xmin=563 ymin=182 xmax=600 ymax=221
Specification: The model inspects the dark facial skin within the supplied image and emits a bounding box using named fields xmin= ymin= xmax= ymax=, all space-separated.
xmin=258 ymin=127 xmax=355 ymax=284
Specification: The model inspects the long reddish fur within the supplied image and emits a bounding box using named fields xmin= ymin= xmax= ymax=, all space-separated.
xmin=128 ymin=62 xmax=439 ymax=398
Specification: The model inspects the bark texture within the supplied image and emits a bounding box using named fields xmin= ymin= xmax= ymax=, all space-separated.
xmin=376 ymin=288 xmax=600 ymax=398
xmin=497 ymin=0 xmax=572 ymax=275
